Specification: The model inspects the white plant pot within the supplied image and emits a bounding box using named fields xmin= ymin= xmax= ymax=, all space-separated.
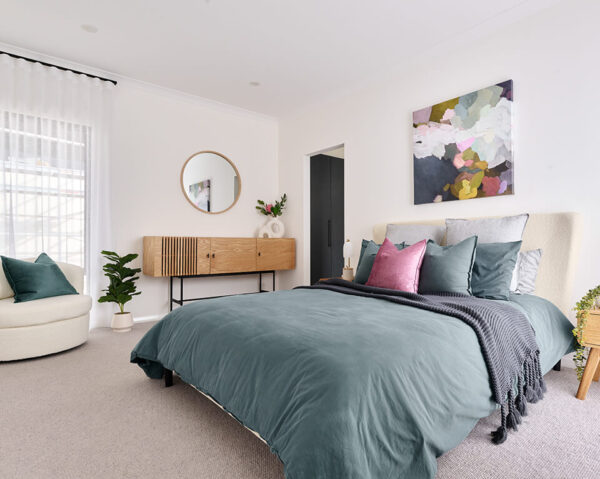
xmin=342 ymin=267 xmax=354 ymax=281
xmin=111 ymin=312 xmax=133 ymax=332
xmin=258 ymin=217 xmax=285 ymax=238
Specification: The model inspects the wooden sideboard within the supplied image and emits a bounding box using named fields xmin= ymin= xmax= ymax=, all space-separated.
xmin=143 ymin=236 xmax=295 ymax=309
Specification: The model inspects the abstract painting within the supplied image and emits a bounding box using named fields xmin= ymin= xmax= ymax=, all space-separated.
xmin=413 ymin=80 xmax=513 ymax=204
xmin=188 ymin=179 xmax=211 ymax=211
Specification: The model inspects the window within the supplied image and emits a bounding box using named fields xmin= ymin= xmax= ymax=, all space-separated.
xmin=0 ymin=111 xmax=89 ymax=267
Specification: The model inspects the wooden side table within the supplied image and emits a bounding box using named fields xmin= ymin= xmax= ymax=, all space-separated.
xmin=575 ymin=310 xmax=600 ymax=400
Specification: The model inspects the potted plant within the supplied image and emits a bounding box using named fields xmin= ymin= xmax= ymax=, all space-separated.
xmin=256 ymin=193 xmax=287 ymax=238
xmin=98 ymin=250 xmax=141 ymax=332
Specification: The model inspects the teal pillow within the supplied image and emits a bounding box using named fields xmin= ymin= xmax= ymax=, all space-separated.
xmin=1 ymin=253 xmax=78 ymax=303
xmin=472 ymin=241 xmax=522 ymax=300
xmin=418 ymin=236 xmax=478 ymax=295
xmin=355 ymin=239 xmax=405 ymax=284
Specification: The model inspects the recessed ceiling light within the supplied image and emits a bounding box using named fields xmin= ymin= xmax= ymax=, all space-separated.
xmin=249 ymin=81 xmax=260 ymax=87
xmin=81 ymin=24 xmax=98 ymax=34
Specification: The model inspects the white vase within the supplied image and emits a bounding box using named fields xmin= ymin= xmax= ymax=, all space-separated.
xmin=111 ymin=312 xmax=133 ymax=332
xmin=258 ymin=217 xmax=285 ymax=238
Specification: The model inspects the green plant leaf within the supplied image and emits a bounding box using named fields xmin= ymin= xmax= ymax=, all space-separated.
xmin=98 ymin=250 xmax=141 ymax=309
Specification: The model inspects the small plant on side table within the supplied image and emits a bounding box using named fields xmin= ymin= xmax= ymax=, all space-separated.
xmin=573 ymin=285 xmax=600 ymax=379
xmin=98 ymin=250 xmax=141 ymax=332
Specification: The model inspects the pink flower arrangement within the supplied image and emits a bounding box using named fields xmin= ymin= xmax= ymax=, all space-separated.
xmin=256 ymin=194 xmax=287 ymax=217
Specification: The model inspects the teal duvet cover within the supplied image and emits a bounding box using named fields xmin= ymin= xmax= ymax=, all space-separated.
xmin=131 ymin=288 xmax=574 ymax=479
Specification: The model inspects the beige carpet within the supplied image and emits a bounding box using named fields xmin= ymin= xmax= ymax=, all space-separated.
xmin=1 ymin=322 xmax=599 ymax=479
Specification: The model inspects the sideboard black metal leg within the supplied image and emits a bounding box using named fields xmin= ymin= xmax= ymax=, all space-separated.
xmin=180 ymin=276 xmax=184 ymax=306
xmin=169 ymin=276 xmax=173 ymax=311
xmin=272 ymin=271 xmax=276 ymax=291
xmin=553 ymin=360 xmax=561 ymax=371
xmin=164 ymin=368 xmax=173 ymax=387
xmin=259 ymin=271 xmax=263 ymax=293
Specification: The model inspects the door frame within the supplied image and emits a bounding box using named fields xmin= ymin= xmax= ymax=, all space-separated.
xmin=303 ymin=143 xmax=347 ymax=285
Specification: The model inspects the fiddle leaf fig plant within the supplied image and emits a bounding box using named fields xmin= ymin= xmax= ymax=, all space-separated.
xmin=573 ymin=285 xmax=600 ymax=380
xmin=98 ymin=250 xmax=141 ymax=313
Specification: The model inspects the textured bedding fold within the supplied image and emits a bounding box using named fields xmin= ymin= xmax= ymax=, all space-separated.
xmin=300 ymin=279 xmax=545 ymax=443
xmin=131 ymin=282 xmax=574 ymax=479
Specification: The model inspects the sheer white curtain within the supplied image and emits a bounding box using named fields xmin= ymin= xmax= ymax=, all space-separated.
xmin=0 ymin=53 xmax=114 ymax=328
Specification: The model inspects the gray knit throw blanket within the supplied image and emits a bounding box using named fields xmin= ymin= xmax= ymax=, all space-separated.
xmin=299 ymin=279 xmax=546 ymax=444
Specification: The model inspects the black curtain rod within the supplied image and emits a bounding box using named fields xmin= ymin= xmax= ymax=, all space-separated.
xmin=0 ymin=50 xmax=118 ymax=86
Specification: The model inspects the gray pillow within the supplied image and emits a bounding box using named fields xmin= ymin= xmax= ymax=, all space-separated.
xmin=472 ymin=241 xmax=522 ymax=300
xmin=385 ymin=224 xmax=445 ymax=245
xmin=446 ymin=214 xmax=529 ymax=245
xmin=510 ymin=249 xmax=542 ymax=294
xmin=355 ymin=239 xmax=405 ymax=284
xmin=418 ymin=236 xmax=478 ymax=295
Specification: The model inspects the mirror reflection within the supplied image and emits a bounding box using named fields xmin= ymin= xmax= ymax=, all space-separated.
xmin=181 ymin=151 xmax=241 ymax=214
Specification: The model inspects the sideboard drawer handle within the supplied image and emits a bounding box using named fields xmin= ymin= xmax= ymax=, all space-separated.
xmin=258 ymin=252 xmax=261 ymax=256
xmin=212 ymin=253 xmax=215 ymax=258
xmin=206 ymin=253 xmax=210 ymax=258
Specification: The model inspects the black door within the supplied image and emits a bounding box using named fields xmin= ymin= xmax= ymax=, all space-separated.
xmin=310 ymin=154 xmax=344 ymax=284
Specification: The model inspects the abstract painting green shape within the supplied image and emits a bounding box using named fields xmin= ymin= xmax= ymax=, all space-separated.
xmin=413 ymin=80 xmax=513 ymax=205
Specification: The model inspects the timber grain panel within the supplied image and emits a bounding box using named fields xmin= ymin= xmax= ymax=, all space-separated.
xmin=210 ymin=238 xmax=257 ymax=274
xmin=257 ymin=238 xmax=295 ymax=271
xmin=581 ymin=310 xmax=600 ymax=348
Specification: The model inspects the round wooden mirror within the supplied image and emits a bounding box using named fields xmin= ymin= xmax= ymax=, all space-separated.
xmin=180 ymin=151 xmax=241 ymax=214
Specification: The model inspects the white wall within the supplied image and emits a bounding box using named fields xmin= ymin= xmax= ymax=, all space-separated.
xmin=277 ymin=0 xmax=599 ymax=314
xmin=111 ymin=81 xmax=278 ymax=322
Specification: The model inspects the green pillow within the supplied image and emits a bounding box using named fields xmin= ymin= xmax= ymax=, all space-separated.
xmin=472 ymin=241 xmax=522 ymax=300
xmin=354 ymin=239 xmax=405 ymax=284
xmin=418 ymin=236 xmax=478 ymax=295
xmin=1 ymin=253 xmax=78 ymax=303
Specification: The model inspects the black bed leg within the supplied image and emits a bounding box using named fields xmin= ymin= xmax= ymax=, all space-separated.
xmin=553 ymin=360 xmax=561 ymax=371
xmin=164 ymin=368 xmax=173 ymax=387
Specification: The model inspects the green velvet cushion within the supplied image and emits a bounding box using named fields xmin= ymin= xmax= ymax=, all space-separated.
xmin=355 ymin=239 xmax=405 ymax=284
xmin=472 ymin=241 xmax=522 ymax=300
xmin=418 ymin=236 xmax=478 ymax=295
xmin=1 ymin=253 xmax=78 ymax=303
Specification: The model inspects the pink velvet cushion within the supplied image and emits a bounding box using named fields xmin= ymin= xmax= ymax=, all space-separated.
xmin=366 ymin=238 xmax=427 ymax=292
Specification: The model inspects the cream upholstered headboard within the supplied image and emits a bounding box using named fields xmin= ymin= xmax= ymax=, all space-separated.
xmin=373 ymin=213 xmax=582 ymax=316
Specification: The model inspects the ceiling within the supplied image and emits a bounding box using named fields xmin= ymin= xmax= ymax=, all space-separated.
xmin=0 ymin=0 xmax=558 ymax=117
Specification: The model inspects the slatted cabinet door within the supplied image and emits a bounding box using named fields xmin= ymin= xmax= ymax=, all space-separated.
xmin=142 ymin=236 xmax=211 ymax=276
xmin=257 ymin=238 xmax=295 ymax=271
xmin=210 ymin=238 xmax=257 ymax=274
xmin=161 ymin=237 xmax=211 ymax=276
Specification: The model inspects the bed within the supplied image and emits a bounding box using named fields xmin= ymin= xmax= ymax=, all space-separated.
xmin=131 ymin=212 xmax=581 ymax=479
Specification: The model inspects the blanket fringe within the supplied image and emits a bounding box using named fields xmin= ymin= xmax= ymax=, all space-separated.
xmin=492 ymin=351 xmax=544 ymax=444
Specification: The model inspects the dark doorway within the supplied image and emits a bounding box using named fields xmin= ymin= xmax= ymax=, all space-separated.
xmin=310 ymin=152 xmax=344 ymax=284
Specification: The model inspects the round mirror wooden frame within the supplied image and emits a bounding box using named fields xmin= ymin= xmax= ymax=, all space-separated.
xmin=180 ymin=150 xmax=242 ymax=214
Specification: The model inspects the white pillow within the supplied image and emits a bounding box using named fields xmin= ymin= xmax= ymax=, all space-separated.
xmin=510 ymin=249 xmax=542 ymax=294
xmin=446 ymin=214 xmax=529 ymax=245
xmin=385 ymin=224 xmax=445 ymax=245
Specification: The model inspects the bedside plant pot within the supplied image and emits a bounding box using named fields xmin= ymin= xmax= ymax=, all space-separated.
xmin=111 ymin=312 xmax=133 ymax=332
xmin=342 ymin=267 xmax=354 ymax=281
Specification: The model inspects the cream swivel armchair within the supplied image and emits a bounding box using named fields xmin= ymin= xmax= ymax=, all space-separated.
xmin=0 ymin=260 xmax=92 ymax=361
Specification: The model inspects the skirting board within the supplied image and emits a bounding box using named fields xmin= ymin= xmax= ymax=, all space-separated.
xmin=134 ymin=314 xmax=162 ymax=323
